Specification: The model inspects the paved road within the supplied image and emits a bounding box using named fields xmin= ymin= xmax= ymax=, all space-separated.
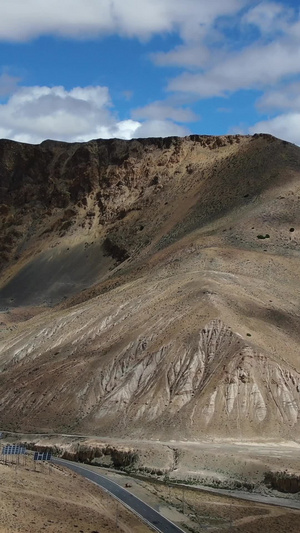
xmin=52 ymin=458 xmax=186 ymax=533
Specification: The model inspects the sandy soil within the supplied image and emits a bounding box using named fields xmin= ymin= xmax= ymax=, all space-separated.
xmin=0 ymin=461 xmax=152 ymax=533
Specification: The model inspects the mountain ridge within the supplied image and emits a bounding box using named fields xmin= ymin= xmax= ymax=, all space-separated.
xmin=0 ymin=133 xmax=300 ymax=440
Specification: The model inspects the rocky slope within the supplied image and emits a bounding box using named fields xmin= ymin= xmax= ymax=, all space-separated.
xmin=0 ymin=133 xmax=300 ymax=440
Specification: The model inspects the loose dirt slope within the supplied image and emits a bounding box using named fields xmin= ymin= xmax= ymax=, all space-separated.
xmin=0 ymin=134 xmax=300 ymax=440
xmin=0 ymin=461 xmax=151 ymax=533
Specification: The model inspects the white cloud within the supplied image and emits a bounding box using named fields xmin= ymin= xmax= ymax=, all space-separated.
xmin=169 ymin=36 xmax=300 ymax=97
xmin=112 ymin=119 xmax=141 ymax=140
xmin=0 ymin=84 xmax=139 ymax=142
xmin=122 ymin=90 xmax=134 ymax=101
xmin=0 ymin=83 xmax=190 ymax=143
xmin=242 ymin=1 xmax=291 ymax=33
xmin=132 ymin=100 xmax=198 ymax=123
xmin=152 ymin=44 xmax=211 ymax=69
xmin=133 ymin=119 xmax=190 ymax=138
xmin=249 ymin=113 xmax=300 ymax=146
xmin=257 ymin=82 xmax=300 ymax=112
xmin=0 ymin=73 xmax=20 ymax=97
xmin=0 ymin=0 xmax=243 ymax=42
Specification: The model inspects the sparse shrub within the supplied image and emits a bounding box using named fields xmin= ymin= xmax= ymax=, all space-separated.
xmin=257 ymin=234 xmax=270 ymax=239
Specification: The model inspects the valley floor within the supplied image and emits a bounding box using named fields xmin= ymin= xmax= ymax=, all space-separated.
xmin=53 ymin=462 xmax=300 ymax=533
xmin=1 ymin=435 xmax=300 ymax=531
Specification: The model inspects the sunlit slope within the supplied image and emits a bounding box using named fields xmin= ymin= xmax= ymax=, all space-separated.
xmin=1 ymin=133 xmax=299 ymax=307
xmin=0 ymin=133 xmax=300 ymax=439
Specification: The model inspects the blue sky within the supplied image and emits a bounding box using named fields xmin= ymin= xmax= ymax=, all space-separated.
xmin=0 ymin=0 xmax=300 ymax=144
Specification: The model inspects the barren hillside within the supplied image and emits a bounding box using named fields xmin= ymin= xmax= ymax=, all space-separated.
xmin=0 ymin=133 xmax=300 ymax=440
xmin=0 ymin=461 xmax=151 ymax=533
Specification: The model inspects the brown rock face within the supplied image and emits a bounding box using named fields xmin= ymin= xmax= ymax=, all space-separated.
xmin=0 ymin=133 xmax=300 ymax=440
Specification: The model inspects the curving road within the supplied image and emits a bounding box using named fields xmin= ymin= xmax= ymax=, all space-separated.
xmin=52 ymin=458 xmax=186 ymax=533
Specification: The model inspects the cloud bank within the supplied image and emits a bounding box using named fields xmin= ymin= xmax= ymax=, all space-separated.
xmin=0 ymin=0 xmax=242 ymax=42
xmin=0 ymin=84 xmax=189 ymax=144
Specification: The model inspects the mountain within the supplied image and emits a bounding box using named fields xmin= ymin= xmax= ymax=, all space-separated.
xmin=0 ymin=133 xmax=300 ymax=440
